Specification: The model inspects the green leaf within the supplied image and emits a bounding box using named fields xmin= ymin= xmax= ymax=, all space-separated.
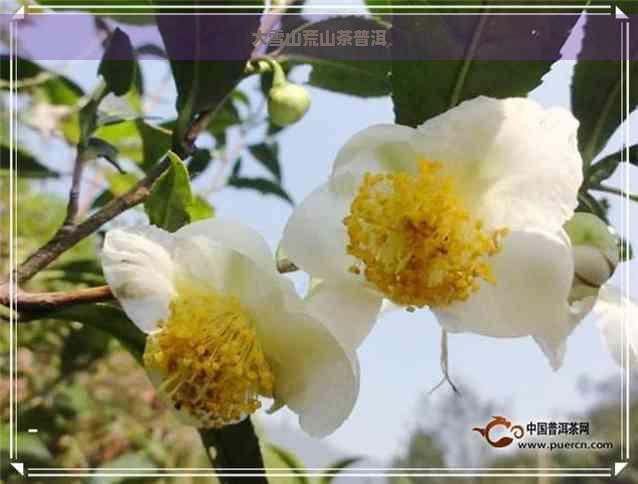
xmin=618 ymin=237 xmax=633 ymax=262
xmin=85 ymin=137 xmax=123 ymax=171
xmin=265 ymin=444 xmax=309 ymax=484
xmin=61 ymin=325 xmax=111 ymax=374
xmin=229 ymin=175 xmax=293 ymax=204
xmin=577 ymin=191 xmax=610 ymax=224
xmin=249 ymin=142 xmax=281 ymax=181
xmin=281 ymin=16 xmax=391 ymax=97
xmin=0 ymin=55 xmax=84 ymax=105
xmin=156 ymin=10 xmax=262 ymax=146
xmin=98 ymin=27 xmax=136 ymax=96
xmin=572 ymin=16 xmax=638 ymax=163
xmin=87 ymin=452 xmax=157 ymax=484
xmin=587 ymin=145 xmax=638 ymax=186
xmin=136 ymin=120 xmax=172 ymax=172
xmin=144 ymin=151 xmax=193 ymax=232
xmin=51 ymin=303 xmax=146 ymax=362
xmin=0 ymin=429 xmax=53 ymax=466
xmin=188 ymin=148 xmax=214 ymax=178
xmin=189 ymin=195 xmax=215 ymax=222
xmin=320 ymin=457 xmax=363 ymax=484
xmin=391 ymin=7 xmax=579 ymax=126
xmin=0 ymin=145 xmax=59 ymax=178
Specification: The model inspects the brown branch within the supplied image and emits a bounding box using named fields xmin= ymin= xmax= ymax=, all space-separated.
xmin=2 ymin=75 xmax=223 ymax=318
xmin=63 ymin=152 xmax=86 ymax=227
xmin=0 ymin=285 xmax=113 ymax=315
xmin=5 ymin=157 xmax=170 ymax=289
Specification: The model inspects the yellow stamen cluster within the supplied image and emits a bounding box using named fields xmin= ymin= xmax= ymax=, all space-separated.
xmin=343 ymin=159 xmax=508 ymax=308
xmin=143 ymin=285 xmax=274 ymax=427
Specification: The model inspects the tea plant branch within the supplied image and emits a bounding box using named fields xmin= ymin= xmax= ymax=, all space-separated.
xmin=0 ymin=285 xmax=113 ymax=315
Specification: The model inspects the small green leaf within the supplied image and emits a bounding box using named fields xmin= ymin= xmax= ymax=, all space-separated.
xmin=189 ymin=195 xmax=215 ymax=222
xmin=249 ymin=142 xmax=281 ymax=181
xmin=98 ymin=27 xmax=136 ymax=97
xmin=265 ymin=444 xmax=309 ymax=484
xmin=136 ymin=120 xmax=172 ymax=172
xmin=577 ymin=191 xmax=610 ymax=224
xmin=84 ymin=137 xmax=123 ymax=172
xmin=228 ymin=175 xmax=293 ymax=204
xmin=145 ymin=151 xmax=193 ymax=232
xmin=618 ymin=237 xmax=633 ymax=262
xmin=320 ymin=457 xmax=363 ymax=484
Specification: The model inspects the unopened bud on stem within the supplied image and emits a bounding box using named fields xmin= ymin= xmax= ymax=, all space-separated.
xmin=564 ymin=212 xmax=619 ymax=301
xmin=266 ymin=60 xmax=310 ymax=127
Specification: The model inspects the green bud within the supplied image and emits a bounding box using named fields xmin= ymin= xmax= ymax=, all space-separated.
xmin=268 ymin=83 xmax=311 ymax=127
xmin=563 ymin=212 xmax=619 ymax=300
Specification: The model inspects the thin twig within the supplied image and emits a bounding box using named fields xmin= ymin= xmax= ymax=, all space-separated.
xmin=0 ymin=285 xmax=113 ymax=315
xmin=429 ymin=330 xmax=460 ymax=395
xmin=63 ymin=152 xmax=86 ymax=227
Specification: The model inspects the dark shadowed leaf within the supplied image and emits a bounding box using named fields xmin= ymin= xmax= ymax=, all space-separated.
xmin=391 ymin=7 xmax=580 ymax=126
xmin=98 ymin=27 xmax=136 ymax=96
xmin=1 ymin=146 xmax=59 ymax=178
xmin=188 ymin=148 xmax=213 ymax=178
xmin=229 ymin=176 xmax=293 ymax=203
xmin=320 ymin=457 xmax=363 ymax=484
xmin=572 ymin=15 xmax=638 ymax=164
xmin=249 ymin=142 xmax=281 ymax=181
xmin=587 ymin=145 xmax=638 ymax=187
xmin=61 ymin=325 xmax=111 ymax=374
xmin=281 ymin=16 xmax=391 ymax=97
xmin=51 ymin=304 xmax=146 ymax=363
xmin=156 ymin=8 xmax=262 ymax=145
xmin=0 ymin=55 xmax=84 ymax=105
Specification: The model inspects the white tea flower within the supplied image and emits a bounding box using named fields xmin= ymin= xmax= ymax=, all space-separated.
xmin=102 ymin=218 xmax=373 ymax=437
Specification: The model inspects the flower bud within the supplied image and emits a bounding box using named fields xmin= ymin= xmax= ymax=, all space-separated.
xmin=268 ymin=83 xmax=311 ymax=127
xmin=563 ymin=212 xmax=619 ymax=300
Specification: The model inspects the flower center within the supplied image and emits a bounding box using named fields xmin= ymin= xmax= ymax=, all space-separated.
xmin=143 ymin=284 xmax=274 ymax=427
xmin=343 ymin=159 xmax=508 ymax=309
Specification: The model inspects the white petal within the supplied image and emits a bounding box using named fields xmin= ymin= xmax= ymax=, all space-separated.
xmin=411 ymin=96 xmax=582 ymax=233
xmin=172 ymin=236 xmax=285 ymax=321
xmin=280 ymin=175 xmax=361 ymax=282
xmin=305 ymin=280 xmax=383 ymax=349
xmin=594 ymin=285 xmax=638 ymax=366
xmin=101 ymin=226 xmax=176 ymax=334
xmin=333 ymin=124 xmax=418 ymax=177
xmin=175 ymin=217 xmax=275 ymax=272
xmin=259 ymin=311 xmax=360 ymax=438
xmin=434 ymin=229 xmax=575 ymax=368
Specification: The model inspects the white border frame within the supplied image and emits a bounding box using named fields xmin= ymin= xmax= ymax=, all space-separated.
xmin=3 ymin=1 xmax=630 ymax=480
